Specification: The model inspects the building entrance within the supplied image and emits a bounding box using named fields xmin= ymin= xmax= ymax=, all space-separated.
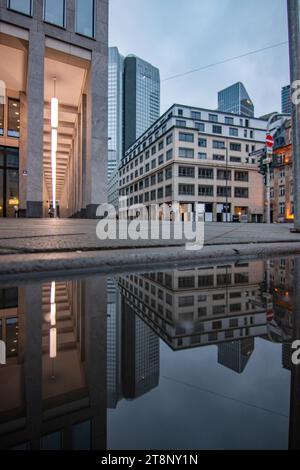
xmin=0 ymin=147 xmax=19 ymax=218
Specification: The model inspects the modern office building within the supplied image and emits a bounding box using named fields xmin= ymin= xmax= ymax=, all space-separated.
xmin=108 ymin=50 xmax=160 ymax=206
xmin=123 ymin=55 xmax=160 ymax=152
xmin=0 ymin=0 xmax=108 ymax=218
xmin=218 ymin=82 xmax=255 ymax=118
xmin=281 ymin=85 xmax=292 ymax=115
xmin=108 ymin=47 xmax=124 ymax=180
xmin=118 ymin=104 xmax=267 ymax=222
xmin=218 ymin=338 xmax=255 ymax=374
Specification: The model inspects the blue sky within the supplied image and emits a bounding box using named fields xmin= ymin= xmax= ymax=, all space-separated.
xmin=109 ymin=0 xmax=290 ymax=117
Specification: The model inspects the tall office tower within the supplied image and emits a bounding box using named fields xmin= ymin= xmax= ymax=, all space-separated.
xmin=121 ymin=299 xmax=160 ymax=399
xmin=281 ymin=85 xmax=292 ymax=114
xmin=108 ymin=47 xmax=124 ymax=179
xmin=217 ymin=338 xmax=255 ymax=373
xmin=218 ymin=82 xmax=255 ymax=117
xmin=106 ymin=277 xmax=122 ymax=409
xmin=123 ymin=55 xmax=160 ymax=151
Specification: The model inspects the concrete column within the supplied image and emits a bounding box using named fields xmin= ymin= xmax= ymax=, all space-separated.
xmin=84 ymin=277 xmax=107 ymax=449
xmin=19 ymin=92 xmax=27 ymax=217
xmin=24 ymin=283 xmax=43 ymax=450
xmin=86 ymin=49 xmax=108 ymax=218
xmin=81 ymin=94 xmax=87 ymax=217
xmin=289 ymin=257 xmax=300 ymax=449
xmin=287 ymin=0 xmax=300 ymax=231
xmin=26 ymin=31 xmax=44 ymax=218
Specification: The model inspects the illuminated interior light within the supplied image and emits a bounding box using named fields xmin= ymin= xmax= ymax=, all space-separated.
xmin=50 ymin=328 xmax=57 ymax=359
xmin=51 ymin=97 xmax=59 ymax=129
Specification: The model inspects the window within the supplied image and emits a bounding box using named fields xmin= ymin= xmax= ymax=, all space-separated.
xmin=179 ymin=296 xmax=194 ymax=307
xmin=209 ymin=113 xmax=218 ymax=122
xmin=195 ymin=122 xmax=205 ymax=132
xmin=179 ymin=148 xmax=194 ymax=159
xmin=229 ymin=127 xmax=238 ymax=137
xmin=178 ymin=109 xmax=183 ymax=116
xmin=151 ymin=145 xmax=156 ymax=155
xmin=8 ymin=99 xmax=20 ymax=138
xmin=151 ymin=175 xmax=156 ymax=186
xmin=157 ymin=187 xmax=164 ymax=199
xmin=157 ymin=171 xmax=164 ymax=183
xmin=235 ymin=187 xmax=249 ymax=198
xmin=213 ymin=154 xmax=225 ymax=161
xmin=198 ymin=152 xmax=207 ymax=160
xmin=198 ymin=167 xmax=213 ymax=179
xmin=212 ymin=125 xmax=222 ymax=134
xmin=178 ymin=184 xmax=195 ymax=196
xmin=198 ymin=185 xmax=213 ymax=196
xmin=225 ymin=116 xmax=234 ymax=125
xmin=230 ymin=143 xmax=241 ymax=152
xmin=176 ymin=119 xmax=186 ymax=127
xmin=8 ymin=0 xmax=32 ymax=15
xmin=230 ymin=156 xmax=241 ymax=163
xmin=179 ymin=132 xmax=194 ymax=143
xmin=279 ymin=185 xmax=285 ymax=196
xmin=213 ymin=140 xmax=225 ymax=149
xmin=178 ymin=276 xmax=195 ymax=288
xmin=166 ymin=149 xmax=173 ymax=161
xmin=44 ymin=0 xmax=65 ymax=27
xmin=191 ymin=111 xmax=201 ymax=120
xmin=165 ymin=168 xmax=172 ymax=180
xmin=217 ymin=186 xmax=231 ymax=197
xmin=158 ymin=140 xmax=164 ymax=150
xmin=179 ymin=166 xmax=195 ymax=178
xmin=76 ymin=0 xmax=95 ymax=38
xmin=166 ymin=134 xmax=173 ymax=145
xmin=151 ymin=190 xmax=156 ymax=201
xmin=217 ymin=170 xmax=231 ymax=181
xmin=235 ymin=171 xmax=249 ymax=182
xmin=279 ymin=202 xmax=285 ymax=215
xmin=151 ymin=159 xmax=156 ymax=169
xmin=198 ymin=138 xmax=207 ymax=148
xmin=165 ymin=185 xmax=172 ymax=197
xmin=198 ymin=275 xmax=214 ymax=287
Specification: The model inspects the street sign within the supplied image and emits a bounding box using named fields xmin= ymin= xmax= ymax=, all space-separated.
xmin=266 ymin=147 xmax=273 ymax=155
xmin=266 ymin=134 xmax=274 ymax=148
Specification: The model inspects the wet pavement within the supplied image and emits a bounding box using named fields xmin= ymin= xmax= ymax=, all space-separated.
xmin=0 ymin=255 xmax=299 ymax=450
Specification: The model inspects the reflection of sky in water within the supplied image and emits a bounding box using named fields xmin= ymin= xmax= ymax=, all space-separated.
xmin=108 ymin=338 xmax=290 ymax=450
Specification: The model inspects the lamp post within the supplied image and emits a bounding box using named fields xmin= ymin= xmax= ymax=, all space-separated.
xmin=287 ymin=0 xmax=300 ymax=232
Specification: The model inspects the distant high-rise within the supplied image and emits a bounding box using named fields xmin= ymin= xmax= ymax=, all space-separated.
xmin=281 ymin=85 xmax=292 ymax=114
xmin=218 ymin=82 xmax=254 ymax=117
xmin=123 ymin=55 xmax=160 ymax=152
xmin=108 ymin=47 xmax=124 ymax=179
xmin=107 ymin=50 xmax=160 ymax=180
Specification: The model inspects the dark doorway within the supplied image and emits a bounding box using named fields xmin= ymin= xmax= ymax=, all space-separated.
xmin=0 ymin=147 xmax=19 ymax=218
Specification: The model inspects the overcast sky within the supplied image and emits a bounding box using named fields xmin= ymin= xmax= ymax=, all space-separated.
xmin=109 ymin=0 xmax=290 ymax=117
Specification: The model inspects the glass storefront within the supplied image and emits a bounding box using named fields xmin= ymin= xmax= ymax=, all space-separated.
xmin=0 ymin=147 xmax=19 ymax=218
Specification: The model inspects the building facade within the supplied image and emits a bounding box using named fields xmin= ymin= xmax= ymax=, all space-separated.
xmin=218 ymin=82 xmax=255 ymax=118
xmin=270 ymin=119 xmax=293 ymax=223
xmin=118 ymin=104 xmax=267 ymax=222
xmin=108 ymin=47 xmax=124 ymax=180
xmin=281 ymin=85 xmax=292 ymax=115
xmin=0 ymin=0 xmax=108 ymax=218
xmin=123 ymin=55 xmax=160 ymax=152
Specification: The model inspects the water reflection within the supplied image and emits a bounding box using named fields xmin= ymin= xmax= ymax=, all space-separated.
xmin=0 ymin=256 xmax=299 ymax=450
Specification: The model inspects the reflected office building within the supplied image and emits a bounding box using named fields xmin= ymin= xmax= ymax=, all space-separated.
xmin=106 ymin=278 xmax=159 ymax=409
xmin=0 ymin=279 xmax=107 ymax=450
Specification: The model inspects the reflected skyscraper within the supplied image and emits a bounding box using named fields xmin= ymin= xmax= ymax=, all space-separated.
xmin=218 ymin=82 xmax=254 ymax=117
xmin=281 ymin=85 xmax=292 ymax=115
xmin=218 ymin=338 xmax=255 ymax=374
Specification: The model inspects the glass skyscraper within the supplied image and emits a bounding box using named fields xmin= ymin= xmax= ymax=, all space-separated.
xmin=218 ymin=82 xmax=254 ymax=117
xmin=108 ymin=47 xmax=124 ymax=179
xmin=281 ymin=85 xmax=292 ymax=114
xmin=123 ymin=55 xmax=160 ymax=152
xmin=108 ymin=50 xmax=160 ymax=180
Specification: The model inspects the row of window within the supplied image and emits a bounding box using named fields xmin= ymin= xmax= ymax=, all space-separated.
xmin=177 ymin=108 xmax=252 ymax=128
xmin=177 ymin=123 xmax=255 ymax=139
xmin=7 ymin=0 xmax=96 ymax=38
xmin=124 ymin=185 xmax=173 ymax=205
xmin=178 ymin=167 xmax=249 ymax=182
xmin=178 ymin=184 xmax=249 ymax=198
